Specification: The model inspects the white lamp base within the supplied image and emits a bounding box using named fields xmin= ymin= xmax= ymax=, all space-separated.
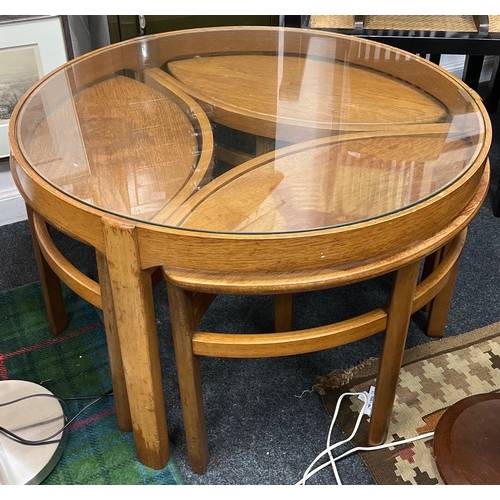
xmin=0 ymin=379 xmax=66 ymax=484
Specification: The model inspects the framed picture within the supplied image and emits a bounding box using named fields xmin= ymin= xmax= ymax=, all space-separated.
xmin=0 ymin=16 xmax=69 ymax=158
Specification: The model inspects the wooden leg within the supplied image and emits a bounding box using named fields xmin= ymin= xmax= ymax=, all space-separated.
xmin=274 ymin=293 xmax=293 ymax=332
xmin=95 ymin=250 xmax=133 ymax=432
xmin=193 ymin=292 xmax=217 ymax=328
xmin=426 ymin=247 xmax=462 ymax=339
xmin=368 ymin=260 xmax=421 ymax=446
xmin=420 ymin=249 xmax=443 ymax=313
xmin=26 ymin=204 xmax=68 ymax=335
xmin=255 ymin=136 xmax=275 ymax=155
xmin=102 ymin=216 xmax=169 ymax=470
xmin=166 ymin=282 xmax=209 ymax=474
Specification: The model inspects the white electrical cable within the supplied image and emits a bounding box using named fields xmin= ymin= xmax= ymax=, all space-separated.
xmin=297 ymin=391 xmax=368 ymax=485
xmin=297 ymin=390 xmax=435 ymax=485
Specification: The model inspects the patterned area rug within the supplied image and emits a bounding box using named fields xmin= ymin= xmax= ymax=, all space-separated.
xmin=0 ymin=282 xmax=182 ymax=485
xmin=314 ymin=322 xmax=500 ymax=485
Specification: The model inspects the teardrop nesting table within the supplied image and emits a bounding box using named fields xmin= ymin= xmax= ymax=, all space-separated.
xmin=8 ymin=27 xmax=492 ymax=474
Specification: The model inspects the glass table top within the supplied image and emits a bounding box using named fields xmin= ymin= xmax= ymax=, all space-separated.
xmin=11 ymin=27 xmax=490 ymax=234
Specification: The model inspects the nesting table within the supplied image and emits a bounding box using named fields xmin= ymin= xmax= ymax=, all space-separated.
xmin=8 ymin=27 xmax=491 ymax=474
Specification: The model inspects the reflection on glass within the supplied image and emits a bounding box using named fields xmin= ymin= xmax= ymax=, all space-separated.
xmin=15 ymin=28 xmax=485 ymax=234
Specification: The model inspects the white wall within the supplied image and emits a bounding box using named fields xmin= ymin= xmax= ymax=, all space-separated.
xmin=0 ymin=161 xmax=27 ymax=226
xmin=0 ymin=16 xmax=68 ymax=226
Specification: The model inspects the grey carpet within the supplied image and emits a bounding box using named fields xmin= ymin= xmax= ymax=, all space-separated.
xmin=1 ymin=108 xmax=499 ymax=485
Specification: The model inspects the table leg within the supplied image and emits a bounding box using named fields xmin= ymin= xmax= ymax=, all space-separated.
xmin=102 ymin=216 xmax=169 ymax=470
xmin=420 ymin=249 xmax=442 ymax=313
xmin=368 ymin=259 xmax=421 ymax=446
xmin=275 ymin=293 xmax=293 ymax=332
xmin=166 ymin=282 xmax=209 ymax=474
xmin=255 ymin=136 xmax=275 ymax=155
xmin=426 ymin=243 xmax=462 ymax=339
xmin=26 ymin=204 xmax=68 ymax=335
xmin=95 ymin=251 xmax=132 ymax=432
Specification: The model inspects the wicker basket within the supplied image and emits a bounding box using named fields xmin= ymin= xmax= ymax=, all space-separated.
xmin=309 ymin=15 xmax=500 ymax=34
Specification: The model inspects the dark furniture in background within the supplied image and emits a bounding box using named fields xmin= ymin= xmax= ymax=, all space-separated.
xmin=107 ymin=15 xmax=281 ymax=42
xmin=287 ymin=15 xmax=500 ymax=216
xmin=298 ymin=15 xmax=500 ymax=111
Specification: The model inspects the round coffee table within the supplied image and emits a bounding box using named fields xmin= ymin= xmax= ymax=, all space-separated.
xmin=8 ymin=27 xmax=491 ymax=473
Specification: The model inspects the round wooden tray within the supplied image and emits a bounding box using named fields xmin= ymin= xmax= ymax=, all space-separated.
xmin=434 ymin=393 xmax=500 ymax=484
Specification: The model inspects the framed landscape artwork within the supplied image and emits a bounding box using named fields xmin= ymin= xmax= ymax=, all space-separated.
xmin=0 ymin=16 xmax=69 ymax=158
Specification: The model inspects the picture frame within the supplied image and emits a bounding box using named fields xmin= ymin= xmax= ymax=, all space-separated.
xmin=0 ymin=16 xmax=69 ymax=158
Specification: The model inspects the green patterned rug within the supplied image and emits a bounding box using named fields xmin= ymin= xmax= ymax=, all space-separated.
xmin=0 ymin=281 xmax=182 ymax=485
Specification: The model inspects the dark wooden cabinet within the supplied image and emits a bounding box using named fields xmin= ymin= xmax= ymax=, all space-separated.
xmin=107 ymin=15 xmax=280 ymax=42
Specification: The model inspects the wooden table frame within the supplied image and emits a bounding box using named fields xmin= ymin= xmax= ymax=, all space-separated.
xmin=161 ymin=166 xmax=489 ymax=473
xmin=8 ymin=28 xmax=493 ymax=473
xmin=11 ymin=160 xmax=490 ymax=472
